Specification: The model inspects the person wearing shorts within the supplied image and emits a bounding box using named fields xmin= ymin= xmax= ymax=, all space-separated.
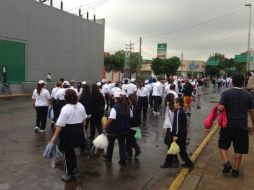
xmin=182 ymin=79 xmax=193 ymax=115
xmin=217 ymin=73 xmax=254 ymax=177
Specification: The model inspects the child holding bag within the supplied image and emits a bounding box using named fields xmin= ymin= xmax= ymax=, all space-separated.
xmin=160 ymin=93 xmax=179 ymax=168
xmin=172 ymin=97 xmax=193 ymax=168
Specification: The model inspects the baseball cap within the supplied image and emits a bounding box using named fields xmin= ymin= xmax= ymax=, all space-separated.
xmin=96 ymin=82 xmax=102 ymax=86
xmin=82 ymin=81 xmax=87 ymax=85
xmin=145 ymin=80 xmax=149 ymax=84
xmin=63 ymin=81 xmax=70 ymax=86
xmin=38 ymin=80 xmax=46 ymax=84
xmin=113 ymin=91 xmax=122 ymax=98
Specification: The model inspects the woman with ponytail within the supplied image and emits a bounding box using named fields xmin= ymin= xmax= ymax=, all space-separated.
xmin=32 ymin=80 xmax=51 ymax=133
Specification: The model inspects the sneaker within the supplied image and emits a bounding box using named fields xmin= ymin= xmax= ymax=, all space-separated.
xmin=156 ymin=112 xmax=161 ymax=115
xmin=61 ymin=174 xmax=76 ymax=182
xmin=118 ymin=160 xmax=127 ymax=166
xmin=40 ymin=129 xmax=46 ymax=133
xmin=153 ymin=111 xmax=157 ymax=115
xmin=160 ymin=163 xmax=171 ymax=169
xmin=181 ymin=162 xmax=193 ymax=169
xmin=232 ymin=169 xmax=240 ymax=177
xmin=134 ymin=150 xmax=141 ymax=158
xmin=34 ymin=126 xmax=39 ymax=133
xmin=222 ymin=161 xmax=232 ymax=174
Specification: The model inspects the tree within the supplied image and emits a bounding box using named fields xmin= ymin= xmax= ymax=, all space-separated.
xmin=163 ymin=56 xmax=181 ymax=77
xmin=151 ymin=57 xmax=164 ymax=75
xmin=104 ymin=51 xmax=125 ymax=72
xmin=128 ymin=52 xmax=140 ymax=73
xmin=205 ymin=65 xmax=220 ymax=77
xmin=151 ymin=57 xmax=181 ymax=76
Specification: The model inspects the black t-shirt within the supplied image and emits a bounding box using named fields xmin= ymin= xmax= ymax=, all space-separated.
xmin=219 ymin=88 xmax=254 ymax=130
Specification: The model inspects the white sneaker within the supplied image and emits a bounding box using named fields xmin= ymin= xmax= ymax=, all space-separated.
xmin=156 ymin=112 xmax=161 ymax=115
xmin=153 ymin=111 xmax=157 ymax=115
xmin=34 ymin=126 xmax=39 ymax=132
xmin=40 ymin=129 xmax=46 ymax=133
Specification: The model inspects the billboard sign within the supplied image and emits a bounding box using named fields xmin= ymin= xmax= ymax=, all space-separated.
xmin=157 ymin=43 xmax=167 ymax=59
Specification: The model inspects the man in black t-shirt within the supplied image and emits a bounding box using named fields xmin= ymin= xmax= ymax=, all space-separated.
xmin=217 ymin=73 xmax=254 ymax=177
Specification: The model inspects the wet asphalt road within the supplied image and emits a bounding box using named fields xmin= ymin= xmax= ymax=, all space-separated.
xmin=0 ymin=92 xmax=220 ymax=190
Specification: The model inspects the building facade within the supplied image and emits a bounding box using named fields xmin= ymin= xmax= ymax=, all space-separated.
xmin=0 ymin=0 xmax=105 ymax=84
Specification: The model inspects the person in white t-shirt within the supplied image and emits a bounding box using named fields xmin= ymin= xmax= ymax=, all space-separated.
xmin=167 ymin=84 xmax=178 ymax=99
xmin=50 ymin=89 xmax=87 ymax=182
xmin=32 ymin=80 xmax=51 ymax=133
xmin=137 ymin=83 xmax=149 ymax=119
xmin=51 ymin=81 xmax=62 ymax=127
xmin=152 ymin=78 xmax=163 ymax=115
xmin=126 ymin=79 xmax=137 ymax=97
xmin=102 ymin=80 xmax=110 ymax=111
xmin=110 ymin=82 xmax=122 ymax=107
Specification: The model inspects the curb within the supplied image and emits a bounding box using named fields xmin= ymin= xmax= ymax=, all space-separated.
xmin=168 ymin=124 xmax=219 ymax=190
xmin=0 ymin=94 xmax=31 ymax=99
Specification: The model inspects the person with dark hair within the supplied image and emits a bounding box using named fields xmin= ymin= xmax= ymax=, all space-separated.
xmin=137 ymin=83 xmax=149 ymax=119
xmin=217 ymin=73 xmax=254 ymax=177
xmin=50 ymin=89 xmax=87 ymax=182
xmin=59 ymin=78 xmax=65 ymax=86
xmin=79 ymin=82 xmax=92 ymax=132
xmin=110 ymin=82 xmax=121 ymax=108
xmin=127 ymin=93 xmax=141 ymax=159
xmin=54 ymin=81 xmax=71 ymax=122
xmin=32 ymin=80 xmax=52 ymax=133
xmin=102 ymin=79 xmax=110 ymax=111
xmin=51 ymin=81 xmax=63 ymax=128
xmin=77 ymin=82 xmax=82 ymax=98
xmin=89 ymin=84 xmax=105 ymax=140
xmin=160 ymin=93 xmax=179 ymax=168
xmin=182 ymin=79 xmax=193 ymax=115
xmin=171 ymin=97 xmax=193 ymax=168
xmin=103 ymin=91 xmax=131 ymax=166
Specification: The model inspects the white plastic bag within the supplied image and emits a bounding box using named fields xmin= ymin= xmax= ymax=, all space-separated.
xmin=93 ymin=134 xmax=108 ymax=149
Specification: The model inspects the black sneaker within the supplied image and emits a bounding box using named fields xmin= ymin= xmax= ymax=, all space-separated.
xmin=134 ymin=150 xmax=141 ymax=158
xmin=223 ymin=162 xmax=232 ymax=174
xmin=160 ymin=163 xmax=171 ymax=169
xmin=181 ymin=162 xmax=193 ymax=169
xmin=232 ymin=169 xmax=240 ymax=177
xmin=118 ymin=160 xmax=127 ymax=166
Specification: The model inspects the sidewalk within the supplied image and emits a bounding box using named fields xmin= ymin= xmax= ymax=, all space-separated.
xmin=179 ymin=128 xmax=254 ymax=190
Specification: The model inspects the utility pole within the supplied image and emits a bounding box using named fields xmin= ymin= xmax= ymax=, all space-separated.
xmin=138 ymin=37 xmax=142 ymax=84
xmin=125 ymin=41 xmax=134 ymax=78
xmin=245 ymin=3 xmax=252 ymax=71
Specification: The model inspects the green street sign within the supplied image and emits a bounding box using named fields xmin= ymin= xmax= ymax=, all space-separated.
xmin=234 ymin=55 xmax=254 ymax=62
xmin=207 ymin=60 xmax=219 ymax=66
xmin=157 ymin=43 xmax=167 ymax=51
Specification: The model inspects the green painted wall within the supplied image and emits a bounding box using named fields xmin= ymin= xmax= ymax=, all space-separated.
xmin=0 ymin=39 xmax=25 ymax=83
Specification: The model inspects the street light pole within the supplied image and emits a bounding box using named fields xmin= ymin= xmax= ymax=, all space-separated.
xmin=245 ymin=3 xmax=252 ymax=71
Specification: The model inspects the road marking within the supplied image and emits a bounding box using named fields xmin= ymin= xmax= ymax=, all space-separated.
xmin=168 ymin=124 xmax=219 ymax=190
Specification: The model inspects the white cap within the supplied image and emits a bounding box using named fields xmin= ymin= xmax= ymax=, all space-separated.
xmin=102 ymin=79 xmax=107 ymax=83
xmin=145 ymin=80 xmax=149 ymax=84
xmin=96 ymin=82 xmax=102 ymax=86
xmin=82 ymin=81 xmax=87 ymax=85
xmin=63 ymin=81 xmax=70 ymax=86
xmin=113 ymin=91 xmax=122 ymax=98
xmin=130 ymin=78 xmax=136 ymax=82
xmin=38 ymin=80 xmax=46 ymax=84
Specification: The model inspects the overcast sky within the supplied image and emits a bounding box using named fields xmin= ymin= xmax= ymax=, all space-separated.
xmin=44 ymin=0 xmax=253 ymax=61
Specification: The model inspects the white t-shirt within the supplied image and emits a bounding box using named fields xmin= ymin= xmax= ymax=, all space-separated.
xmin=110 ymin=87 xmax=122 ymax=95
xmin=55 ymin=88 xmax=68 ymax=100
xmin=70 ymin=86 xmax=78 ymax=95
xmin=152 ymin=82 xmax=163 ymax=96
xmin=167 ymin=90 xmax=178 ymax=99
xmin=145 ymin=84 xmax=152 ymax=92
xmin=137 ymin=87 xmax=149 ymax=97
xmin=32 ymin=88 xmax=51 ymax=107
xmin=102 ymin=84 xmax=110 ymax=96
xmin=56 ymin=103 xmax=87 ymax=127
xmin=51 ymin=87 xmax=61 ymax=99
xmin=126 ymin=83 xmax=137 ymax=97
xmin=109 ymin=107 xmax=133 ymax=119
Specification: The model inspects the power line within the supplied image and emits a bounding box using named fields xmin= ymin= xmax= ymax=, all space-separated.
xmin=81 ymin=0 xmax=109 ymax=13
xmin=143 ymin=8 xmax=245 ymax=39
xmin=67 ymin=0 xmax=105 ymax=11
